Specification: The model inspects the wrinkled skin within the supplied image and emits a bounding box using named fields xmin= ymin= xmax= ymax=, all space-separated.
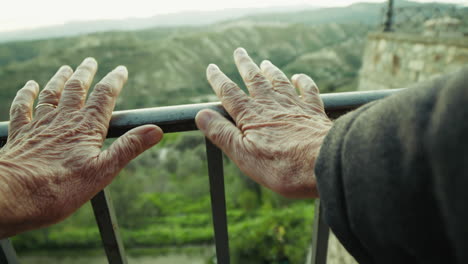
xmin=0 ymin=58 xmax=163 ymax=238
xmin=196 ymin=48 xmax=332 ymax=198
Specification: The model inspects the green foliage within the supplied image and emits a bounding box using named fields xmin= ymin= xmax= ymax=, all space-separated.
xmin=13 ymin=202 xmax=314 ymax=264
xmin=229 ymin=203 xmax=314 ymax=264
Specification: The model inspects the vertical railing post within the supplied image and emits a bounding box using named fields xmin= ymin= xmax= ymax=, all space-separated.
xmin=383 ymin=0 xmax=394 ymax=32
xmin=0 ymin=239 xmax=19 ymax=264
xmin=205 ymin=138 xmax=230 ymax=264
xmin=310 ymin=199 xmax=330 ymax=264
xmin=91 ymin=189 xmax=128 ymax=264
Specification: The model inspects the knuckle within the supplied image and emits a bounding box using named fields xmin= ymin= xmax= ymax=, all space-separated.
xmin=208 ymin=132 xmax=222 ymax=145
xmin=307 ymin=83 xmax=319 ymax=94
xmin=16 ymin=101 xmax=30 ymax=109
xmin=39 ymin=88 xmax=60 ymax=101
xmin=17 ymin=87 xmax=35 ymax=98
xmin=246 ymin=69 xmax=264 ymax=83
xmin=299 ymin=75 xmax=318 ymax=91
xmin=66 ymin=79 xmax=86 ymax=91
xmin=11 ymin=99 xmax=30 ymax=110
xmin=62 ymin=92 xmax=85 ymax=106
xmin=94 ymin=82 xmax=116 ymax=98
xmin=10 ymin=103 xmax=28 ymax=116
xmin=271 ymin=76 xmax=291 ymax=88
xmin=219 ymin=82 xmax=238 ymax=97
xmin=119 ymin=134 xmax=143 ymax=157
xmin=208 ymin=124 xmax=229 ymax=144
xmin=231 ymin=97 xmax=250 ymax=115
xmin=128 ymin=133 xmax=144 ymax=147
xmin=246 ymin=71 xmax=271 ymax=89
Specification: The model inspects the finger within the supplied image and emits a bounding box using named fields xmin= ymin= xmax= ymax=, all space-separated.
xmin=96 ymin=125 xmax=163 ymax=188
xmin=260 ymin=60 xmax=298 ymax=98
xmin=35 ymin=65 xmax=73 ymax=118
xmin=292 ymin=74 xmax=325 ymax=112
xmin=234 ymin=48 xmax=273 ymax=97
xmin=206 ymin=64 xmax=251 ymax=120
xmin=196 ymin=109 xmax=243 ymax=159
xmin=59 ymin=57 xmax=98 ymax=111
xmin=83 ymin=66 xmax=128 ymax=137
xmin=9 ymin=81 xmax=39 ymax=133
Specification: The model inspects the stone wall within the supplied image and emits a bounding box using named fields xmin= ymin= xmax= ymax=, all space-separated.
xmin=358 ymin=32 xmax=468 ymax=90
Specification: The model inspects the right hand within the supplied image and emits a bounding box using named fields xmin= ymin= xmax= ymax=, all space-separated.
xmin=196 ymin=48 xmax=332 ymax=198
xmin=0 ymin=58 xmax=163 ymax=238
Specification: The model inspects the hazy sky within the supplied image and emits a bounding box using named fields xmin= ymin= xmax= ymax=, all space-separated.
xmin=1 ymin=0 xmax=465 ymax=32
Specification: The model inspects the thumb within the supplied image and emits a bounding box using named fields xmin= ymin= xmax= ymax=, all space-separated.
xmin=196 ymin=109 xmax=243 ymax=155
xmin=98 ymin=125 xmax=163 ymax=181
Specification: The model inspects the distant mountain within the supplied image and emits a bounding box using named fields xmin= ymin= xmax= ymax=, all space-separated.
xmin=223 ymin=2 xmax=384 ymax=26
xmin=0 ymin=6 xmax=318 ymax=43
xmin=0 ymin=0 xmax=434 ymax=43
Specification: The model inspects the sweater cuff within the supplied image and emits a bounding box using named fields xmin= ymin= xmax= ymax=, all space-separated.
xmin=315 ymin=102 xmax=377 ymax=264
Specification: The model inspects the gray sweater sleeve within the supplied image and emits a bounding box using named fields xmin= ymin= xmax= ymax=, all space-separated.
xmin=315 ymin=66 xmax=468 ymax=264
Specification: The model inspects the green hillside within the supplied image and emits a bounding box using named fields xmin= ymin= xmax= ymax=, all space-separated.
xmin=0 ymin=22 xmax=369 ymax=121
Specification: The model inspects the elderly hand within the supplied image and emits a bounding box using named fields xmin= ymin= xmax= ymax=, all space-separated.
xmin=0 ymin=58 xmax=163 ymax=238
xmin=196 ymin=48 xmax=332 ymax=198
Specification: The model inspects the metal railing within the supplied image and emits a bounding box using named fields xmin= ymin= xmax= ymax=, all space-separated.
xmin=0 ymin=89 xmax=402 ymax=264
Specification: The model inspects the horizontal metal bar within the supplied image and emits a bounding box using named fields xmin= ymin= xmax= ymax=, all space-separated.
xmin=0 ymin=89 xmax=403 ymax=140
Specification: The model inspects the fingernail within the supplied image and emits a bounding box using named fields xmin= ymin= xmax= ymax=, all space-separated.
xmin=260 ymin=60 xmax=271 ymax=67
xmin=141 ymin=126 xmax=162 ymax=145
xmin=235 ymin=47 xmax=247 ymax=55
xmin=291 ymin=74 xmax=299 ymax=82
xmin=115 ymin=65 xmax=128 ymax=73
xmin=82 ymin=57 xmax=97 ymax=65
xmin=293 ymin=74 xmax=305 ymax=83
xmin=207 ymin=64 xmax=219 ymax=72
xmin=26 ymin=80 xmax=36 ymax=86
xmin=26 ymin=80 xmax=39 ymax=92
xmin=60 ymin=65 xmax=73 ymax=73
xmin=196 ymin=110 xmax=215 ymax=131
